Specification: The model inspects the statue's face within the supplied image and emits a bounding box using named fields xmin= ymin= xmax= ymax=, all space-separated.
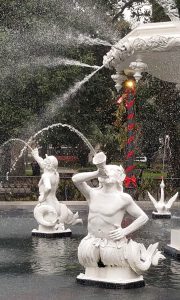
xmin=43 ymin=156 xmax=58 ymax=171
xmin=44 ymin=157 xmax=53 ymax=170
xmin=98 ymin=165 xmax=126 ymax=185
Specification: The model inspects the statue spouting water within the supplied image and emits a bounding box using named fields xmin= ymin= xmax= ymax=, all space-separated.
xmin=72 ymin=152 xmax=165 ymax=288
xmin=31 ymin=148 xmax=82 ymax=237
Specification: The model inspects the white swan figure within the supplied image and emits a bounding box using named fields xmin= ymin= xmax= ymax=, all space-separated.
xmin=148 ymin=178 xmax=178 ymax=215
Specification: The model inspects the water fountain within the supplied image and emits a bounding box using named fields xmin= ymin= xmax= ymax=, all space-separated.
xmin=0 ymin=0 xmax=180 ymax=296
xmin=72 ymin=152 xmax=165 ymax=288
xmin=103 ymin=17 xmax=180 ymax=264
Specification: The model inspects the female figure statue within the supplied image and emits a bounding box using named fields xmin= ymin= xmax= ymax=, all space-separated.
xmin=32 ymin=148 xmax=82 ymax=237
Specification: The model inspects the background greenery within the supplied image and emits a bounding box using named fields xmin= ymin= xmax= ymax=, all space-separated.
xmin=0 ymin=0 xmax=179 ymax=182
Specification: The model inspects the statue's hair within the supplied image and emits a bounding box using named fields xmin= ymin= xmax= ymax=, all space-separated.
xmin=105 ymin=164 xmax=126 ymax=182
xmin=98 ymin=164 xmax=126 ymax=191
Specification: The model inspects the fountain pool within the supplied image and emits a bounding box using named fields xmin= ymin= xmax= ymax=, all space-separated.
xmin=0 ymin=203 xmax=180 ymax=299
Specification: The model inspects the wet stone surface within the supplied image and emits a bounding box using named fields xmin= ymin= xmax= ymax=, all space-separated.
xmin=0 ymin=204 xmax=180 ymax=299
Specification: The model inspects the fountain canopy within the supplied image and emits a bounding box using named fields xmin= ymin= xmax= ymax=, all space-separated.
xmin=103 ymin=21 xmax=180 ymax=85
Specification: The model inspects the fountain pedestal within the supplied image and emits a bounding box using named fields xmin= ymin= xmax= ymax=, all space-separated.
xmin=164 ymin=229 xmax=180 ymax=260
xmin=152 ymin=211 xmax=171 ymax=219
xmin=77 ymin=266 xmax=144 ymax=289
xmin=32 ymin=224 xmax=72 ymax=238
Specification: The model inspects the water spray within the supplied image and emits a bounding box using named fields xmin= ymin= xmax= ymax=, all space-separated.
xmin=162 ymin=134 xmax=172 ymax=174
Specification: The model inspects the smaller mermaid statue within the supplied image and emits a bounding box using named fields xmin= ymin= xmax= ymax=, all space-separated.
xmin=31 ymin=148 xmax=82 ymax=237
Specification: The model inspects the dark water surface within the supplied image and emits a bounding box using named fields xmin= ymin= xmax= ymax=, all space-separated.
xmin=0 ymin=205 xmax=180 ymax=300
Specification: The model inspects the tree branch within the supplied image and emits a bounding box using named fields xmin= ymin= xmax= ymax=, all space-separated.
xmin=112 ymin=0 xmax=144 ymax=22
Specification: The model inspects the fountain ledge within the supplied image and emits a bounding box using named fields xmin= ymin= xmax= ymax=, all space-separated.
xmin=164 ymin=245 xmax=180 ymax=260
xmin=164 ymin=229 xmax=180 ymax=260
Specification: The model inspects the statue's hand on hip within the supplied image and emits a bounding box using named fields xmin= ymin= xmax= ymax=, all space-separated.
xmin=109 ymin=224 xmax=126 ymax=240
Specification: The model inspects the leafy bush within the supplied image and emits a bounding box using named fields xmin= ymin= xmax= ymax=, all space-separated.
xmin=57 ymin=179 xmax=85 ymax=201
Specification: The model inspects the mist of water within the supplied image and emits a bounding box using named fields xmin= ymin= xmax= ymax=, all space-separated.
xmin=0 ymin=29 xmax=113 ymax=80
xmin=77 ymin=34 xmax=113 ymax=47
xmin=1 ymin=0 xmax=119 ymax=79
xmin=24 ymin=56 xmax=100 ymax=69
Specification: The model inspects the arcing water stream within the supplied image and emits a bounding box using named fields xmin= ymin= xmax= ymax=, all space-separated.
xmin=1 ymin=123 xmax=96 ymax=179
xmin=1 ymin=138 xmax=33 ymax=152
xmin=45 ymin=64 xmax=105 ymax=115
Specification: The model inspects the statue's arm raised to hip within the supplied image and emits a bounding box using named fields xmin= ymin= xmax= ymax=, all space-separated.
xmin=109 ymin=193 xmax=148 ymax=240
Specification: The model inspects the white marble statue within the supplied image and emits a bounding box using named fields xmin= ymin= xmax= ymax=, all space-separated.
xmin=72 ymin=152 xmax=165 ymax=287
xmin=148 ymin=178 xmax=178 ymax=218
xmin=31 ymin=148 xmax=82 ymax=236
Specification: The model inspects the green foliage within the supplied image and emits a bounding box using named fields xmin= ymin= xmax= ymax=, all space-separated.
xmin=57 ymin=179 xmax=85 ymax=201
xmin=0 ymin=0 xmax=179 ymax=179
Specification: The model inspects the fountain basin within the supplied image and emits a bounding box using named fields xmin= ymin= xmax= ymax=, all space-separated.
xmin=0 ymin=203 xmax=180 ymax=299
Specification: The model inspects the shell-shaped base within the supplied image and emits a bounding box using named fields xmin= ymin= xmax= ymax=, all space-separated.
xmin=76 ymin=267 xmax=144 ymax=289
xmin=77 ymin=267 xmax=145 ymax=289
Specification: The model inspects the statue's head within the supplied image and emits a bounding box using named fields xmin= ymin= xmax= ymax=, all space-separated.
xmin=98 ymin=164 xmax=126 ymax=188
xmin=44 ymin=155 xmax=58 ymax=171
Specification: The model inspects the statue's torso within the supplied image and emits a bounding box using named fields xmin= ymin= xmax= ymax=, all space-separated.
xmin=88 ymin=190 xmax=127 ymax=238
xmin=39 ymin=171 xmax=59 ymax=201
